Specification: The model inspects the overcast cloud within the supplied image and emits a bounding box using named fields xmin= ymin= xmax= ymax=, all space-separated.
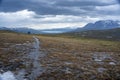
xmin=0 ymin=0 xmax=120 ymax=29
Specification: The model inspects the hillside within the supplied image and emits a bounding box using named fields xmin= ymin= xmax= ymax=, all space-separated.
xmin=66 ymin=28 xmax=120 ymax=41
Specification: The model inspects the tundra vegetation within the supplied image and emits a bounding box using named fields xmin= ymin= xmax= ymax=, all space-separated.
xmin=0 ymin=31 xmax=120 ymax=80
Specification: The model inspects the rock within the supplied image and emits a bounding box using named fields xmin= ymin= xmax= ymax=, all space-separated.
xmin=109 ymin=62 xmax=116 ymax=65
xmin=2 ymin=62 xmax=23 ymax=71
xmin=97 ymin=67 xmax=106 ymax=73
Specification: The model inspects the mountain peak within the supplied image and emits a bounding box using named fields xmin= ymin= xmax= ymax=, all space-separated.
xmin=75 ymin=20 xmax=120 ymax=32
xmin=95 ymin=20 xmax=119 ymax=25
xmin=84 ymin=20 xmax=120 ymax=30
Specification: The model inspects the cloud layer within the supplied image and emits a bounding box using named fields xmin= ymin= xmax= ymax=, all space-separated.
xmin=0 ymin=0 xmax=120 ymax=29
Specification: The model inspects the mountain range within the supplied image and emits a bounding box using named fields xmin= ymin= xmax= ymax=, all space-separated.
xmin=0 ymin=20 xmax=120 ymax=34
xmin=75 ymin=20 xmax=120 ymax=32
xmin=67 ymin=20 xmax=120 ymax=40
xmin=0 ymin=27 xmax=76 ymax=34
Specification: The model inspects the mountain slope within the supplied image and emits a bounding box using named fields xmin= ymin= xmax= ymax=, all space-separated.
xmin=76 ymin=20 xmax=120 ymax=31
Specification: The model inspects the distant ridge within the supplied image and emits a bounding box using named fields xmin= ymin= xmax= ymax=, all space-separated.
xmin=0 ymin=27 xmax=76 ymax=34
xmin=75 ymin=20 xmax=120 ymax=32
xmin=0 ymin=20 xmax=119 ymax=34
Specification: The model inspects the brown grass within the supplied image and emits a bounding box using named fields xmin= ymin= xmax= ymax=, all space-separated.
xmin=0 ymin=31 xmax=120 ymax=80
xmin=36 ymin=35 xmax=120 ymax=80
xmin=0 ymin=32 xmax=33 ymax=68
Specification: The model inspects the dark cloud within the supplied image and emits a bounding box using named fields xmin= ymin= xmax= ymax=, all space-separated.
xmin=0 ymin=0 xmax=119 ymax=16
xmin=0 ymin=0 xmax=69 ymax=15
xmin=0 ymin=0 xmax=2 ymax=5
xmin=117 ymin=0 xmax=120 ymax=4
xmin=0 ymin=0 xmax=29 ymax=12
xmin=0 ymin=0 xmax=119 ymax=29
xmin=55 ymin=0 xmax=114 ymax=7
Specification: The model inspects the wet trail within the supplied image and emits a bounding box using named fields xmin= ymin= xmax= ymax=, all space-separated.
xmin=28 ymin=36 xmax=44 ymax=80
xmin=15 ymin=36 xmax=45 ymax=80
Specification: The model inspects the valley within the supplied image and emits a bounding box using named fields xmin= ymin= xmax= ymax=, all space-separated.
xmin=0 ymin=31 xmax=120 ymax=80
xmin=0 ymin=0 xmax=120 ymax=80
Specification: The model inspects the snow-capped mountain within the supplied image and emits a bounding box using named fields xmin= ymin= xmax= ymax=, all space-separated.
xmin=76 ymin=20 xmax=120 ymax=31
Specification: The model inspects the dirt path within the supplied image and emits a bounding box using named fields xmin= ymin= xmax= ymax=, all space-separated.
xmin=15 ymin=36 xmax=45 ymax=80
xmin=28 ymin=36 xmax=45 ymax=80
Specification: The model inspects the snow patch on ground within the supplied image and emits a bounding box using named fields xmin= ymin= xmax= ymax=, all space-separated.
xmin=0 ymin=71 xmax=17 ymax=80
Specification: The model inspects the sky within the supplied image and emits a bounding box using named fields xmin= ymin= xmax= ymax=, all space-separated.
xmin=0 ymin=0 xmax=120 ymax=29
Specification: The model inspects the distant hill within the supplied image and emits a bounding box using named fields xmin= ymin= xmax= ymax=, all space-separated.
xmin=0 ymin=27 xmax=76 ymax=34
xmin=67 ymin=28 xmax=120 ymax=40
xmin=0 ymin=30 xmax=16 ymax=33
xmin=0 ymin=27 xmax=41 ymax=34
xmin=12 ymin=28 xmax=42 ymax=34
xmin=76 ymin=20 xmax=120 ymax=32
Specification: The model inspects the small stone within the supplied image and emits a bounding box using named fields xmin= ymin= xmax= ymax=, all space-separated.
xmin=97 ymin=67 xmax=106 ymax=73
xmin=109 ymin=62 xmax=116 ymax=65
